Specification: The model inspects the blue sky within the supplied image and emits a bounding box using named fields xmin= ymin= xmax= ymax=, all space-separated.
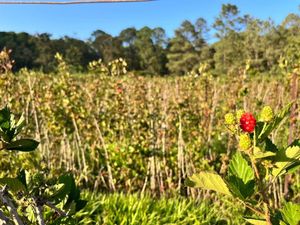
xmin=0 ymin=0 xmax=299 ymax=40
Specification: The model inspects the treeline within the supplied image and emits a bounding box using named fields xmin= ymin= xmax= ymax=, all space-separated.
xmin=1 ymin=4 xmax=299 ymax=75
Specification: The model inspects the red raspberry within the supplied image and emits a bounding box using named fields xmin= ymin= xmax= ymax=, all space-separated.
xmin=240 ymin=113 xmax=256 ymax=133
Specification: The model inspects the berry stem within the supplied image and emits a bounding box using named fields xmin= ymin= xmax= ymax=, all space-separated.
xmin=251 ymin=129 xmax=260 ymax=180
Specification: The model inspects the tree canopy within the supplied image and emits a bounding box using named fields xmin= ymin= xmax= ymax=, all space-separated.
xmin=0 ymin=4 xmax=299 ymax=75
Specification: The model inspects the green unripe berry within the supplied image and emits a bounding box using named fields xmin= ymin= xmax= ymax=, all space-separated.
xmin=236 ymin=109 xmax=245 ymax=123
xmin=239 ymin=134 xmax=251 ymax=151
xmin=260 ymin=106 xmax=274 ymax=122
xmin=224 ymin=113 xmax=235 ymax=125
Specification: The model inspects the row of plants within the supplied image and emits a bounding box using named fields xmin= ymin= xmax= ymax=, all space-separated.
xmin=0 ymin=67 xmax=297 ymax=195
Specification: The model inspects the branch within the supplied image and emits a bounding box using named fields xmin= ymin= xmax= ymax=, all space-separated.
xmin=33 ymin=197 xmax=45 ymax=225
xmin=0 ymin=0 xmax=153 ymax=4
xmin=44 ymin=201 xmax=67 ymax=217
xmin=238 ymin=199 xmax=265 ymax=217
xmin=0 ymin=186 xmax=24 ymax=225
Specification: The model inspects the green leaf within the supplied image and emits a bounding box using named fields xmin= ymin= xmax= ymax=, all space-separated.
xmin=48 ymin=175 xmax=73 ymax=204
xmin=4 ymin=139 xmax=39 ymax=152
xmin=244 ymin=218 xmax=268 ymax=225
xmin=228 ymin=152 xmax=254 ymax=184
xmin=227 ymin=176 xmax=255 ymax=200
xmin=17 ymin=170 xmax=27 ymax=189
xmin=272 ymin=145 xmax=300 ymax=177
xmin=253 ymin=148 xmax=276 ymax=159
xmin=0 ymin=107 xmax=11 ymax=125
xmin=0 ymin=178 xmax=27 ymax=192
xmin=0 ymin=128 xmax=10 ymax=142
xmin=281 ymin=202 xmax=300 ymax=225
xmin=227 ymin=152 xmax=255 ymax=199
xmin=264 ymin=138 xmax=278 ymax=152
xmin=186 ymin=172 xmax=232 ymax=196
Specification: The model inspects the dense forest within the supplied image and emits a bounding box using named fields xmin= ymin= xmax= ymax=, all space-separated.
xmin=1 ymin=4 xmax=299 ymax=75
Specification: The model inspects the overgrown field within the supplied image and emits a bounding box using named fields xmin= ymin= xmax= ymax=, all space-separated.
xmin=0 ymin=71 xmax=299 ymax=223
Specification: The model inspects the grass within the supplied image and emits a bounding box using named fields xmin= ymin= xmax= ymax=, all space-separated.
xmin=75 ymin=192 xmax=245 ymax=225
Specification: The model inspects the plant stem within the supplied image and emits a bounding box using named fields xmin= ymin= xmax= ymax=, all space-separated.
xmin=264 ymin=203 xmax=272 ymax=225
xmin=251 ymin=130 xmax=260 ymax=180
xmin=33 ymin=197 xmax=45 ymax=225
xmin=251 ymin=158 xmax=260 ymax=180
xmin=239 ymin=200 xmax=265 ymax=217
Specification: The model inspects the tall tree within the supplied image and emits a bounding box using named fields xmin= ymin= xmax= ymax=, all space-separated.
xmin=91 ymin=30 xmax=123 ymax=63
xmin=133 ymin=26 xmax=167 ymax=75
xmin=119 ymin=27 xmax=140 ymax=70
xmin=213 ymin=4 xmax=247 ymax=74
xmin=167 ymin=18 xmax=208 ymax=75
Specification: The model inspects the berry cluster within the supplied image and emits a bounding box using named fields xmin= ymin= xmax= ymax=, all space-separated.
xmin=224 ymin=106 xmax=275 ymax=151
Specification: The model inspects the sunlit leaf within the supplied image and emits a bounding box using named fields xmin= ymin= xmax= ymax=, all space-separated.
xmin=186 ymin=172 xmax=232 ymax=196
xmin=281 ymin=202 xmax=300 ymax=225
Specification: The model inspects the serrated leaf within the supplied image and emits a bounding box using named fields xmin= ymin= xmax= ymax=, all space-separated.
xmin=228 ymin=152 xmax=254 ymax=184
xmin=227 ymin=176 xmax=255 ymax=200
xmin=264 ymin=138 xmax=278 ymax=152
xmin=4 ymin=139 xmax=39 ymax=152
xmin=227 ymin=152 xmax=255 ymax=199
xmin=0 ymin=178 xmax=27 ymax=192
xmin=186 ymin=172 xmax=232 ymax=196
xmin=281 ymin=202 xmax=300 ymax=225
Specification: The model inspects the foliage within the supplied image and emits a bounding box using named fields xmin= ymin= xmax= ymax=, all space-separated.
xmin=186 ymin=104 xmax=300 ymax=225
xmin=0 ymin=107 xmax=86 ymax=224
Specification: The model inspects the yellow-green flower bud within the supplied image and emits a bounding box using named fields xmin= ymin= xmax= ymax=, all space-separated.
xmin=236 ymin=109 xmax=245 ymax=123
xmin=239 ymin=134 xmax=251 ymax=151
xmin=224 ymin=113 xmax=235 ymax=125
xmin=260 ymin=106 xmax=274 ymax=122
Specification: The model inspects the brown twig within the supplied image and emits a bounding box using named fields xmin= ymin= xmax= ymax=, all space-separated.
xmin=239 ymin=199 xmax=265 ymax=217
